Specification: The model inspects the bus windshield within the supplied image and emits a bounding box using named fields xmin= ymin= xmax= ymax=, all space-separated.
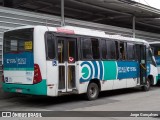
xmin=150 ymin=44 xmax=160 ymax=57
xmin=3 ymin=28 xmax=33 ymax=53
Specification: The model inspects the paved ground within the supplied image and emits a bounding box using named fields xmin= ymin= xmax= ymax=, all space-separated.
xmin=0 ymin=86 xmax=160 ymax=120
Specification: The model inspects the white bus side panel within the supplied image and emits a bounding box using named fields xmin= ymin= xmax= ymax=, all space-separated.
xmin=150 ymin=64 xmax=158 ymax=85
xmin=127 ymin=78 xmax=138 ymax=88
xmin=113 ymin=79 xmax=127 ymax=89
xmin=101 ymin=80 xmax=113 ymax=91
xmin=34 ymin=27 xmax=48 ymax=93
xmin=34 ymin=27 xmax=47 ymax=79
xmin=46 ymin=61 xmax=58 ymax=96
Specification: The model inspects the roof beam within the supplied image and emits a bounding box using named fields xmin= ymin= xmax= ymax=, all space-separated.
xmin=68 ymin=0 xmax=132 ymax=16
xmin=92 ymin=15 xmax=130 ymax=22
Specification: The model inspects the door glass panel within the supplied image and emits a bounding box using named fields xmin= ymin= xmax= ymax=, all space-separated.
xmin=101 ymin=40 xmax=107 ymax=59
xmin=68 ymin=66 xmax=75 ymax=89
xmin=107 ymin=40 xmax=116 ymax=59
xmin=135 ymin=45 xmax=141 ymax=61
xmin=58 ymin=40 xmax=65 ymax=63
xmin=91 ymin=38 xmax=100 ymax=59
xmin=68 ymin=41 xmax=76 ymax=63
xmin=58 ymin=66 xmax=65 ymax=89
xmin=57 ymin=37 xmax=77 ymax=91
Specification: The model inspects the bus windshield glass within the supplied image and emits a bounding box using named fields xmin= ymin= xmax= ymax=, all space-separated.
xmin=151 ymin=44 xmax=160 ymax=57
xmin=3 ymin=28 xmax=33 ymax=53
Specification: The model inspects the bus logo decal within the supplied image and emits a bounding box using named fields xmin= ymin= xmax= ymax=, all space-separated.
xmin=80 ymin=61 xmax=139 ymax=82
xmin=80 ymin=61 xmax=104 ymax=82
xmin=80 ymin=62 xmax=93 ymax=82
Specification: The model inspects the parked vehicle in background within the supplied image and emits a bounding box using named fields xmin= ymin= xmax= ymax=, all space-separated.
xmin=150 ymin=42 xmax=160 ymax=85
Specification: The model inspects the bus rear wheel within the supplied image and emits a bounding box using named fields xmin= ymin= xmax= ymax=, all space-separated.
xmin=142 ymin=78 xmax=150 ymax=91
xmin=86 ymin=82 xmax=99 ymax=101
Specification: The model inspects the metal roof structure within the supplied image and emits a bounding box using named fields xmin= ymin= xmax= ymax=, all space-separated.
xmin=1 ymin=0 xmax=160 ymax=33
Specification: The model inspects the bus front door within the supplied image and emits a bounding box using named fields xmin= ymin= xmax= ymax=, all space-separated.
xmin=57 ymin=37 xmax=77 ymax=92
xmin=136 ymin=44 xmax=147 ymax=85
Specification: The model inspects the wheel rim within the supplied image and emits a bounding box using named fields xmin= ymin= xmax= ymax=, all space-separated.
xmin=89 ymin=86 xmax=97 ymax=98
xmin=146 ymin=80 xmax=150 ymax=89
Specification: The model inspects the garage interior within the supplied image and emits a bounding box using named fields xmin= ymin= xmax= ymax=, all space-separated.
xmin=0 ymin=0 xmax=160 ymax=75
xmin=1 ymin=0 xmax=160 ymax=33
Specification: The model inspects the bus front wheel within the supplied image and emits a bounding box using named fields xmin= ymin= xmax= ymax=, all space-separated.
xmin=142 ymin=78 xmax=150 ymax=91
xmin=86 ymin=82 xmax=99 ymax=101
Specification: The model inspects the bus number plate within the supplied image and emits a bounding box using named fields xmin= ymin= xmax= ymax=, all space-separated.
xmin=16 ymin=89 xmax=22 ymax=93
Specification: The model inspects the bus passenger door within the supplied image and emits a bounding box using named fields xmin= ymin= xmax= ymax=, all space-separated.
xmin=135 ymin=44 xmax=147 ymax=85
xmin=57 ymin=37 xmax=77 ymax=92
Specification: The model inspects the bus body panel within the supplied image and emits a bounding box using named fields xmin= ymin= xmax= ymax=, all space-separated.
xmin=126 ymin=78 xmax=138 ymax=88
xmin=78 ymin=60 xmax=141 ymax=94
xmin=46 ymin=61 xmax=58 ymax=96
xmin=157 ymin=66 xmax=160 ymax=80
xmin=34 ymin=27 xmax=47 ymax=95
xmin=150 ymin=43 xmax=160 ymax=83
xmin=3 ymin=28 xmax=34 ymax=85
xmin=155 ymin=56 xmax=160 ymax=80
xmin=2 ymin=27 xmax=48 ymax=95
xmin=150 ymin=64 xmax=158 ymax=85
xmin=2 ymin=26 xmax=158 ymax=97
xmin=2 ymin=80 xmax=47 ymax=95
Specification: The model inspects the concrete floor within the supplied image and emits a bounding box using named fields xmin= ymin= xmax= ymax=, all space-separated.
xmin=0 ymin=86 xmax=160 ymax=120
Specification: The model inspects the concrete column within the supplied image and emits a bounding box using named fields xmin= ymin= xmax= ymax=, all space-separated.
xmin=133 ymin=16 xmax=136 ymax=38
xmin=61 ymin=0 xmax=65 ymax=26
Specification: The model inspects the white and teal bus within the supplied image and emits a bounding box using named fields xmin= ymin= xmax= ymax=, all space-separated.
xmin=2 ymin=26 xmax=158 ymax=100
xmin=150 ymin=42 xmax=160 ymax=85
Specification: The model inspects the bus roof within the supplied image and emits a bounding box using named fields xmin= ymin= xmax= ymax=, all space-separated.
xmin=149 ymin=42 xmax=160 ymax=44
xmin=5 ymin=25 xmax=149 ymax=45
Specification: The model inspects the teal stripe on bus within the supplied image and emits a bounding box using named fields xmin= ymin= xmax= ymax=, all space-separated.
xmin=2 ymin=79 xmax=47 ymax=95
xmin=4 ymin=68 xmax=34 ymax=71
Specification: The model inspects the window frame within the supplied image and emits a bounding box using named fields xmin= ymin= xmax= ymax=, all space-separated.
xmin=3 ymin=28 xmax=34 ymax=54
xmin=100 ymin=39 xmax=107 ymax=60
xmin=80 ymin=37 xmax=101 ymax=61
xmin=126 ymin=42 xmax=136 ymax=61
xmin=106 ymin=39 xmax=117 ymax=60
xmin=80 ymin=37 xmax=93 ymax=60
xmin=117 ymin=41 xmax=127 ymax=61
xmin=91 ymin=38 xmax=101 ymax=60
xmin=45 ymin=32 xmax=57 ymax=60
xmin=45 ymin=32 xmax=80 ymax=61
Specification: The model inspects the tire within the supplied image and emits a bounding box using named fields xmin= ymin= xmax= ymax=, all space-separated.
xmin=156 ymin=80 xmax=160 ymax=86
xmin=86 ymin=82 xmax=99 ymax=101
xmin=142 ymin=78 xmax=150 ymax=91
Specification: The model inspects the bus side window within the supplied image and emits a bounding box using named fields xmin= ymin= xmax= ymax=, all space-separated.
xmin=101 ymin=39 xmax=107 ymax=59
xmin=151 ymin=45 xmax=160 ymax=56
xmin=119 ymin=42 xmax=127 ymax=60
xmin=127 ymin=43 xmax=135 ymax=60
xmin=135 ymin=45 xmax=140 ymax=61
xmin=115 ymin=41 xmax=119 ymax=60
xmin=81 ymin=38 xmax=92 ymax=60
xmin=58 ymin=39 xmax=65 ymax=63
xmin=106 ymin=40 xmax=116 ymax=60
xmin=46 ymin=33 xmax=56 ymax=60
xmin=91 ymin=38 xmax=100 ymax=60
